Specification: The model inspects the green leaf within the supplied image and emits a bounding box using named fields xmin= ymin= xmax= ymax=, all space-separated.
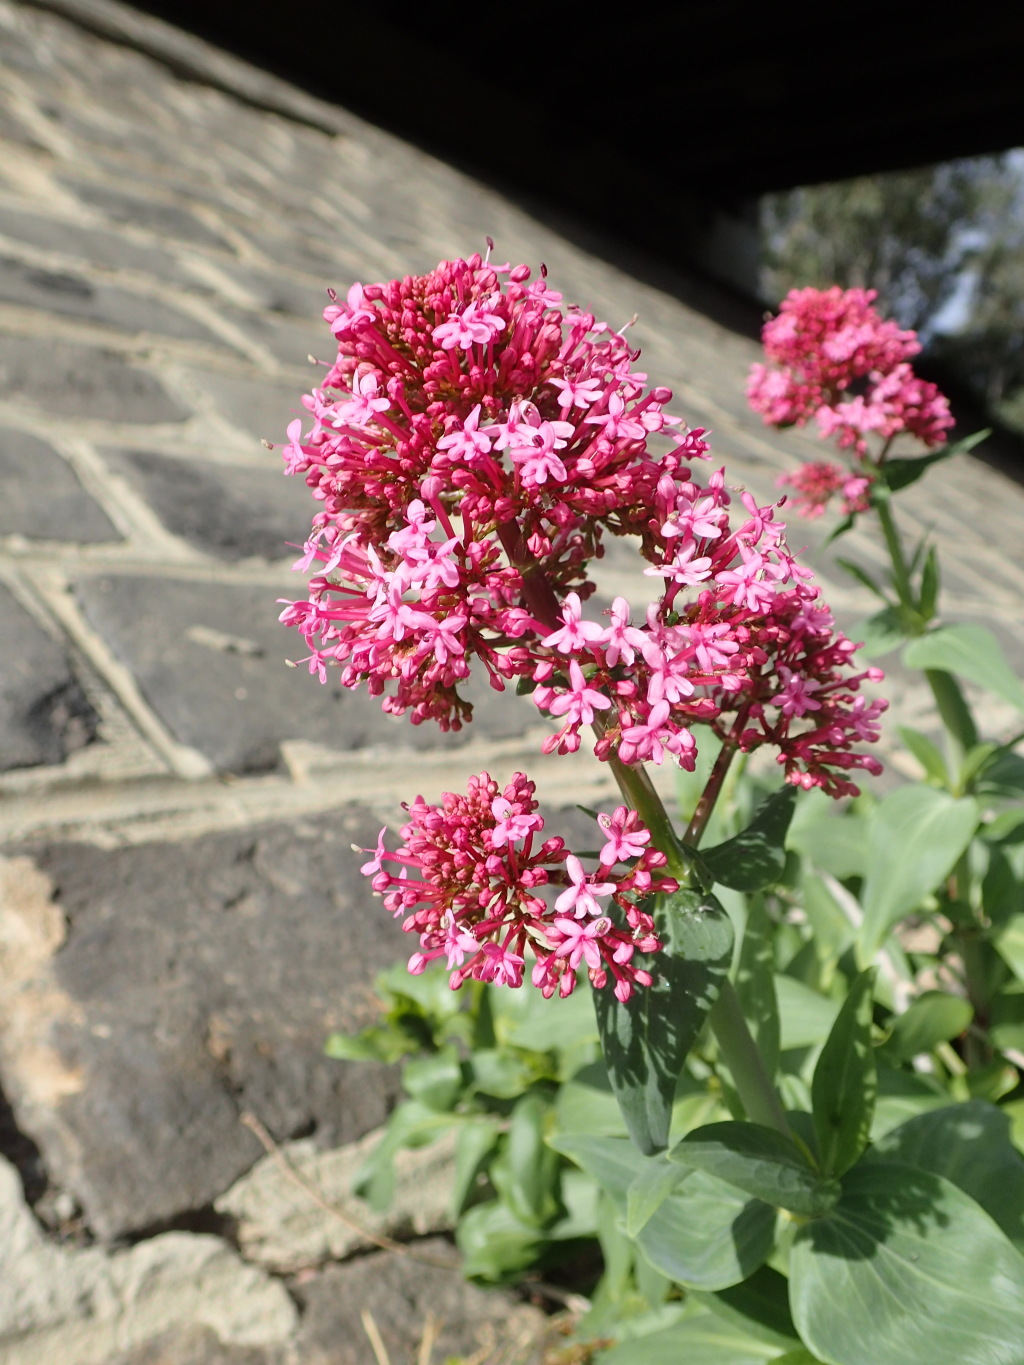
xmin=634 ymin=1169 xmax=777 ymax=1290
xmin=697 ymin=1265 xmax=800 ymax=1350
xmin=811 ymin=969 xmax=876 ymax=1177
xmin=882 ymin=991 xmax=972 ymax=1062
xmin=449 ymin=1117 xmax=501 ymax=1218
xmin=466 ymin=1048 xmax=537 ymax=1099
xmin=776 ymin=976 xmax=841 ymax=1051
xmin=835 ymin=557 xmax=889 ymax=601
xmin=455 ymin=1198 xmax=546 ymax=1281
xmin=917 ymin=543 xmax=940 ymax=621
xmin=849 ymin=604 xmax=906 ymax=659
xmin=401 ymin=1045 xmax=464 ymax=1111
xmin=997 ymin=914 xmax=1024 ymax=982
xmin=822 ymin=511 xmax=856 ymax=546
xmin=897 ymin=724 xmax=949 ymax=786
xmin=873 ymin=1101 xmax=1024 ymax=1251
xmin=598 ymin=1310 xmax=784 ymax=1364
xmin=594 ymin=889 xmax=733 ymax=1154
xmin=497 ymin=1094 xmax=560 ymax=1226
xmin=735 ymin=899 xmax=780 ymax=1078
xmin=669 ymin=1121 xmax=839 ymax=1217
xmin=626 ymin=1154 xmax=691 ymax=1236
xmin=701 ymin=787 xmax=799 ymax=892
xmin=789 ymin=1161 xmax=1024 ymax=1365
xmin=904 ymin=623 xmax=1024 ymax=714
xmin=547 ymin=1133 xmax=638 ymax=1212
xmin=881 ymin=429 xmax=987 ymax=492
xmin=860 ymin=786 xmax=979 ymax=959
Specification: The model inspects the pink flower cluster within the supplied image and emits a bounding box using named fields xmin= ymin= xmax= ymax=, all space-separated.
xmin=278 ymin=253 xmax=883 ymax=802
xmin=362 ymin=773 xmax=675 ymax=1001
xmin=778 ymin=461 xmax=873 ymax=520
xmin=748 ymin=287 xmax=954 ymax=485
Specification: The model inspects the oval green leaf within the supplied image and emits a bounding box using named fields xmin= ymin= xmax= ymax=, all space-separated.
xmin=670 ymin=1121 xmax=839 ymax=1218
xmin=860 ymin=786 xmax=979 ymax=960
xmin=790 ymin=1161 xmax=1024 ymax=1365
xmin=635 ymin=1169 xmax=777 ymax=1290
xmin=594 ymin=889 xmax=733 ymax=1155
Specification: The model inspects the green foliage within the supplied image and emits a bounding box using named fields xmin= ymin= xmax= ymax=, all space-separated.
xmin=594 ymin=888 xmax=733 ymax=1154
xmin=789 ymin=1163 xmax=1024 ymax=1365
xmin=904 ymin=623 xmax=1024 ymax=714
xmin=699 ymin=788 xmax=799 ymax=892
xmin=811 ymin=970 xmax=876 ymax=1177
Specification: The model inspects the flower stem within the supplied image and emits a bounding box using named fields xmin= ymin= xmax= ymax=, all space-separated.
xmin=709 ymin=980 xmax=792 ymax=1136
xmin=685 ymin=738 xmax=739 ymax=846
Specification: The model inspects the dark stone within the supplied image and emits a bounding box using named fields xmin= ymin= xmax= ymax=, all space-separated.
xmin=0 ymin=584 xmax=98 ymax=770
xmin=0 ymin=206 xmax=193 ymax=283
xmin=219 ymin=306 xmax=326 ymax=368
xmin=295 ymin=1239 xmax=545 ymax=1365
xmin=107 ymin=1325 xmax=286 ymax=1365
xmin=59 ymin=181 xmax=233 ymax=252
xmin=0 ymin=426 xmax=120 ymax=542
xmin=0 ymin=336 xmax=191 ymax=424
xmin=7 ymin=811 xmax=408 ymax=1241
xmin=104 ymin=449 xmax=313 ymax=561
xmin=72 ymin=573 xmax=539 ymax=772
xmin=0 ymin=257 xmax=228 ymax=346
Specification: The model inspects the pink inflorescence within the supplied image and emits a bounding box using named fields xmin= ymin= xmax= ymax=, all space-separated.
xmin=278 ymin=253 xmax=884 ymax=800
xmin=748 ymin=287 xmax=955 ymax=494
xmin=363 ymin=774 xmax=674 ymax=1002
xmin=278 ymin=253 xmax=888 ymax=993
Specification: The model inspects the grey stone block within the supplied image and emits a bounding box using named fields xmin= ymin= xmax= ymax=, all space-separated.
xmin=103 ymin=448 xmax=312 ymax=561
xmin=0 ymin=336 xmax=191 ymax=424
xmin=295 ymin=1239 xmax=546 ymax=1365
xmin=0 ymin=583 xmax=98 ymax=771
xmin=60 ymin=181 xmax=233 ymax=253
xmin=0 ymin=426 xmax=120 ymax=542
xmin=7 ymin=811 xmax=407 ymax=1240
xmin=0 ymin=206 xmax=193 ymax=283
xmin=0 ymin=256 xmax=228 ymax=346
xmin=181 ymin=368 xmax=305 ymax=443
xmin=71 ymin=573 xmax=540 ymax=773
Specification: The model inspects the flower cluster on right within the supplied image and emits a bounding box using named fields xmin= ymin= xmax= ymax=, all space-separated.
xmin=747 ymin=285 xmax=955 ymax=518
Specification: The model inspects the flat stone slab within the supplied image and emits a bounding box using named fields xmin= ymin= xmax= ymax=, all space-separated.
xmin=106 ymin=1328 xmax=286 ymax=1365
xmin=72 ymin=573 xmax=541 ymax=773
xmin=0 ymin=336 xmax=191 ymax=424
xmin=0 ymin=811 xmax=407 ymax=1240
xmin=0 ymin=583 xmax=98 ymax=771
xmin=59 ymin=180 xmax=234 ymax=253
xmin=0 ymin=205 xmax=193 ymax=284
xmin=0 ymin=426 xmax=119 ymax=543
xmin=0 ymin=256 xmax=227 ymax=347
xmin=217 ymin=1127 xmax=458 ymax=1273
xmin=103 ymin=448 xmax=315 ymax=561
xmin=294 ymin=1239 xmax=546 ymax=1365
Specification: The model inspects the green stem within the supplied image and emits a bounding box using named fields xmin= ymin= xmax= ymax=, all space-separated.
xmin=874 ymin=492 xmax=916 ymax=619
xmin=709 ymin=981 xmax=791 ymax=1136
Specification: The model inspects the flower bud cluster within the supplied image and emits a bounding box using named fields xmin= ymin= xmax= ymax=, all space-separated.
xmin=362 ymin=775 xmax=675 ymax=1001
xmin=278 ymin=254 xmax=883 ymax=800
xmin=747 ymin=286 xmax=955 ymax=520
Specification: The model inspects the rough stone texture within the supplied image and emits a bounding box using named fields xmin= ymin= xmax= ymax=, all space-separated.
xmin=0 ymin=0 xmax=1021 ymax=1356
xmin=0 ymin=814 xmax=406 ymax=1241
xmin=0 ymin=1155 xmax=298 ymax=1365
xmin=0 ymin=336 xmax=191 ymax=424
xmin=0 ymin=583 xmax=98 ymax=770
xmin=103 ymin=448 xmax=315 ymax=561
xmin=295 ymin=1239 xmax=547 ymax=1365
xmin=72 ymin=573 xmax=542 ymax=773
xmin=0 ymin=256 xmax=226 ymax=345
xmin=0 ymin=426 xmax=120 ymax=542
xmin=106 ymin=1327 xmax=287 ymax=1365
xmin=217 ymin=1126 xmax=458 ymax=1273
xmin=59 ymin=181 xmax=234 ymax=252
xmin=0 ymin=205 xmax=193 ymax=283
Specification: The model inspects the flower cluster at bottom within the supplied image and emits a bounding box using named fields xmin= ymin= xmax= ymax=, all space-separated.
xmin=362 ymin=772 xmax=677 ymax=1000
